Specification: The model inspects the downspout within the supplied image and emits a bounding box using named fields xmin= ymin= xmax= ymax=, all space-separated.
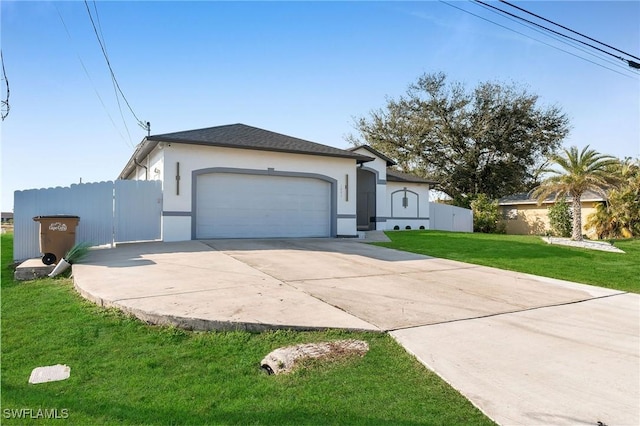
xmin=133 ymin=158 xmax=148 ymax=180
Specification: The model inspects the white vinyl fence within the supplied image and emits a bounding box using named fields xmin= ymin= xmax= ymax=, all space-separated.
xmin=430 ymin=203 xmax=473 ymax=232
xmin=13 ymin=180 xmax=162 ymax=261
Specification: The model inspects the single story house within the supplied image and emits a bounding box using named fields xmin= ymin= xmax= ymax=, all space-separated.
xmin=498 ymin=190 xmax=606 ymax=237
xmin=1 ymin=212 xmax=13 ymax=224
xmin=118 ymin=123 xmax=436 ymax=241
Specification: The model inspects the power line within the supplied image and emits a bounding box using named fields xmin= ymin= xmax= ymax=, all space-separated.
xmin=438 ymin=1 xmax=637 ymax=79
xmin=470 ymin=0 xmax=635 ymax=74
xmin=1 ymin=50 xmax=9 ymax=121
xmin=54 ymin=3 xmax=131 ymax=147
xmin=90 ymin=0 xmax=133 ymax=145
xmin=499 ymin=0 xmax=640 ymax=62
xmin=476 ymin=0 xmax=639 ymax=70
xmin=83 ymin=0 xmax=149 ymax=133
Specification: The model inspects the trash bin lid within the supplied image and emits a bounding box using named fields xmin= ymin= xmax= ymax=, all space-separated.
xmin=33 ymin=215 xmax=80 ymax=220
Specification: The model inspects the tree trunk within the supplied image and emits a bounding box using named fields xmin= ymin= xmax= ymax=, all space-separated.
xmin=572 ymin=195 xmax=583 ymax=241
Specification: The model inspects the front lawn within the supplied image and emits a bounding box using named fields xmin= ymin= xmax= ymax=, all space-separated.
xmin=377 ymin=231 xmax=640 ymax=294
xmin=0 ymin=233 xmax=493 ymax=425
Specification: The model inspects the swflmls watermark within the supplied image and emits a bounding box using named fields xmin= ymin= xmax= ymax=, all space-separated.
xmin=3 ymin=408 xmax=69 ymax=420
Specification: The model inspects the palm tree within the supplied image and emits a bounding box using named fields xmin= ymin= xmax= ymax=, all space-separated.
xmin=586 ymin=158 xmax=640 ymax=239
xmin=533 ymin=145 xmax=618 ymax=241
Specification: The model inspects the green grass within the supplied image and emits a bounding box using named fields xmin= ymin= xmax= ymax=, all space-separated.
xmin=1 ymin=233 xmax=493 ymax=425
xmin=377 ymin=231 xmax=640 ymax=294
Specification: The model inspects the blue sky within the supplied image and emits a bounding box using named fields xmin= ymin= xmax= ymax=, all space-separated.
xmin=2 ymin=1 xmax=639 ymax=211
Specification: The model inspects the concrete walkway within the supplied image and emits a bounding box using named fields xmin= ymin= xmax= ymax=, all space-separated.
xmin=72 ymin=239 xmax=639 ymax=425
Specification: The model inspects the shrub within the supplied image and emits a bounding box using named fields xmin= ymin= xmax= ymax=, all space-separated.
xmin=64 ymin=242 xmax=92 ymax=264
xmin=547 ymin=197 xmax=572 ymax=238
xmin=405 ymin=226 xmax=412 ymax=230
xmin=393 ymin=225 xmax=400 ymax=230
xmin=470 ymin=194 xmax=505 ymax=234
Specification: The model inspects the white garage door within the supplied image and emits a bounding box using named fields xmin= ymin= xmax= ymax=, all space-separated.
xmin=196 ymin=173 xmax=332 ymax=238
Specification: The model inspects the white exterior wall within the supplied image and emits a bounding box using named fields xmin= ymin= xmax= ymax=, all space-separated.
xmin=133 ymin=166 xmax=146 ymax=180
xmin=130 ymin=146 xmax=164 ymax=181
xmin=385 ymin=181 xmax=431 ymax=230
xmin=351 ymin=147 xmax=431 ymax=231
xmin=148 ymin=148 xmax=164 ymax=181
xmin=155 ymin=144 xmax=358 ymax=241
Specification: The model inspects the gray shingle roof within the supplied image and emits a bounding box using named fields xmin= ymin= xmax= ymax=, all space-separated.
xmin=147 ymin=123 xmax=373 ymax=162
xmin=498 ymin=189 xmax=607 ymax=205
xmin=347 ymin=145 xmax=436 ymax=184
xmin=348 ymin=145 xmax=397 ymax=166
xmin=386 ymin=169 xmax=438 ymax=184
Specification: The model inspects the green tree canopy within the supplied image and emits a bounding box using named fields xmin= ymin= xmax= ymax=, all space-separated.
xmin=348 ymin=72 xmax=570 ymax=207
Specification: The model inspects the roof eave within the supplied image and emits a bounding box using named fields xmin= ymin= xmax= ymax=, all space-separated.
xmin=498 ymin=198 xmax=606 ymax=206
xmin=144 ymin=136 xmax=375 ymax=163
xmin=385 ymin=168 xmax=438 ymax=185
xmin=387 ymin=178 xmax=438 ymax=184
xmin=118 ymin=138 xmax=159 ymax=179
xmin=348 ymin=145 xmax=397 ymax=166
xmin=386 ymin=175 xmax=438 ymax=185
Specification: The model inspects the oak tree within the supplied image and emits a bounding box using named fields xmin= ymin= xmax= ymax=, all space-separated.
xmin=349 ymin=72 xmax=570 ymax=207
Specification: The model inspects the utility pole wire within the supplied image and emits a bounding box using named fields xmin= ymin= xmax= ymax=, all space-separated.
xmin=90 ymin=0 xmax=133 ymax=145
xmin=54 ymin=3 xmax=131 ymax=148
xmin=477 ymin=0 xmax=640 ymax=70
xmin=1 ymin=50 xmax=9 ymax=121
xmin=83 ymin=0 xmax=149 ymax=133
xmin=499 ymin=0 xmax=640 ymax=62
xmin=439 ymin=1 xmax=637 ymax=79
xmin=472 ymin=0 xmax=637 ymax=73
xmin=472 ymin=0 xmax=628 ymax=71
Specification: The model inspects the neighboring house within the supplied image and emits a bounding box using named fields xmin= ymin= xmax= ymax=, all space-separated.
xmin=1 ymin=212 xmax=13 ymax=223
xmin=118 ymin=123 xmax=436 ymax=241
xmin=498 ymin=190 xmax=606 ymax=237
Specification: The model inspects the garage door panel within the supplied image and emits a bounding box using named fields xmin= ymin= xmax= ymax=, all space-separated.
xmin=196 ymin=173 xmax=331 ymax=238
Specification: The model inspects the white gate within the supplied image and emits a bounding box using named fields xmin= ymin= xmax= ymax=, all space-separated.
xmin=13 ymin=180 xmax=162 ymax=261
xmin=430 ymin=203 xmax=473 ymax=233
xmin=115 ymin=180 xmax=162 ymax=242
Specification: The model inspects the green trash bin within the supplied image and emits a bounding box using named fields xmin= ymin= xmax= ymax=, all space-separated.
xmin=33 ymin=215 xmax=80 ymax=265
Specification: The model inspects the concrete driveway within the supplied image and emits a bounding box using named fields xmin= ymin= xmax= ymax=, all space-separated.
xmin=73 ymin=238 xmax=639 ymax=425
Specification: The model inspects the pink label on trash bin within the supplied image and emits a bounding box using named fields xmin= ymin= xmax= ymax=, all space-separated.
xmin=48 ymin=222 xmax=68 ymax=231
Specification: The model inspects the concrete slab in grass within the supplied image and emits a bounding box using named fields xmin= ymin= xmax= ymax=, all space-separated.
xmin=28 ymin=364 xmax=71 ymax=384
xmin=14 ymin=258 xmax=54 ymax=281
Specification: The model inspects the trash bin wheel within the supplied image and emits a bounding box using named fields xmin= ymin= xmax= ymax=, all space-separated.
xmin=42 ymin=253 xmax=57 ymax=265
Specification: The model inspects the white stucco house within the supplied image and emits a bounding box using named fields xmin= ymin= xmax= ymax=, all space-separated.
xmin=118 ymin=123 xmax=436 ymax=241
